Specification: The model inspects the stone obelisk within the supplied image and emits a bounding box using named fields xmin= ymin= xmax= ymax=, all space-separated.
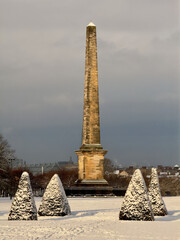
xmin=75 ymin=22 xmax=108 ymax=185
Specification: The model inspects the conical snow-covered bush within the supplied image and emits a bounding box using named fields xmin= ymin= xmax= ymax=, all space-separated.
xmin=148 ymin=168 xmax=168 ymax=216
xmin=8 ymin=171 xmax=37 ymax=220
xmin=119 ymin=169 xmax=154 ymax=221
xmin=38 ymin=174 xmax=71 ymax=216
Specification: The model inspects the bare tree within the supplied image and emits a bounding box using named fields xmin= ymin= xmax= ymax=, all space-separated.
xmin=104 ymin=158 xmax=116 ymax=174
xmin=0 ymin=134 xmax=15 ymax=196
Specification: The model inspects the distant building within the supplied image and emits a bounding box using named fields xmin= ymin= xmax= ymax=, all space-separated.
xmin=113 ymin=170 xmax=120 ymax=175
xmin=12 ymin=158 xmax=26 ymax=169
xmin=27 ymin=161 xmax=77 ymax=175
xmin=27 ymin=162 xmax=59 ymax=175
xmin=159 ymin=172 xmax=168 ymax=176
xmin=174 ymin=164 xmax=179 ymax=170
xmin=119 ymin=171 xmax=129 ymax=177
xmin=11 ymin=158 xmax=77 ymax=175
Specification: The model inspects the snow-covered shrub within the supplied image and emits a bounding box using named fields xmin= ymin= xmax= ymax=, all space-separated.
xmin=119 ymin=169 xmax=154 ymax=221
xmin=38 ymin=174 xmax=71 ymax=216
xmin=148 ymin=168 xmax=168 ymax=216
xmin=8 ymin=171 xmax=37 ymax=220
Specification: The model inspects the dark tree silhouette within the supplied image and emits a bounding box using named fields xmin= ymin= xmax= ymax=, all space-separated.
xmin=0 ymin=134 xmax=15 ymax=197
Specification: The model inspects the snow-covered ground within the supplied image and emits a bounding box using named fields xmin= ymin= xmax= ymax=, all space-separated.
xmin=0 ymin=196 xmax=180 ymax=240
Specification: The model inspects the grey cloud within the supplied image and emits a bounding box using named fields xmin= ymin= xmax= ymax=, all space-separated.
xmin=0 ymin=0 xmax=179 ymax=165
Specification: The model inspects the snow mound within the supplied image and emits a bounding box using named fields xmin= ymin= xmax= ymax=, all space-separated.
xmin=8 ymin=171 xmax=37 ymax=220
xmin=148 ymin=168 xmax=168 ymax=216
xmin=38 ymin=174 xmax=71 ymax=216
xmin=119 ymin=169 xmax=154 ymax=221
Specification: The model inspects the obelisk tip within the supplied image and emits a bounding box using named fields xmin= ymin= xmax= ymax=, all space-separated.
xmin=87 ymin=22 xmax=96 ymax=27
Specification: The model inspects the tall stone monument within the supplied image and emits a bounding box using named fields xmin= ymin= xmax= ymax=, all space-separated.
xmin=75 ymin=22 xmax=108 ymax=186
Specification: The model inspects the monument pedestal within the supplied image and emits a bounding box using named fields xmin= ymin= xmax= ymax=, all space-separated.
xmin=75 ymin=144 xmax=108 ymax=186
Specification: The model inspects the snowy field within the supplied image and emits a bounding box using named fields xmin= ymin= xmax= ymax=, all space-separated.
xmin=0 ymin=196 xmax=180 ymax=240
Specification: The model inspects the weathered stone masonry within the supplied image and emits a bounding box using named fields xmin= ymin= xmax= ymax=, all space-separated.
xmin=75 ymin=22 xmax=107 ymax=185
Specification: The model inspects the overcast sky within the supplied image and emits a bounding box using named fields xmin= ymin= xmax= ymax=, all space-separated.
xmin=0 ymin=0 xmax=179 ymax=167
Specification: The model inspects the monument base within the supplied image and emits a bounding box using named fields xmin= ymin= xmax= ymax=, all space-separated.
xmin=65 ymin=185 xmax=113 ymax=196
xmin=75 ymin=178 xmax=108 ymax=186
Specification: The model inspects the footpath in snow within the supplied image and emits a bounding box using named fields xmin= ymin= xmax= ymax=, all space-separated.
xmin=0 ymin=197 xmax=180 ymax=240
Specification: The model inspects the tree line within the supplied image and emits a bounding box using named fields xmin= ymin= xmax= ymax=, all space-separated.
xmin=1 ymin=133 xmax=179 ymax=197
